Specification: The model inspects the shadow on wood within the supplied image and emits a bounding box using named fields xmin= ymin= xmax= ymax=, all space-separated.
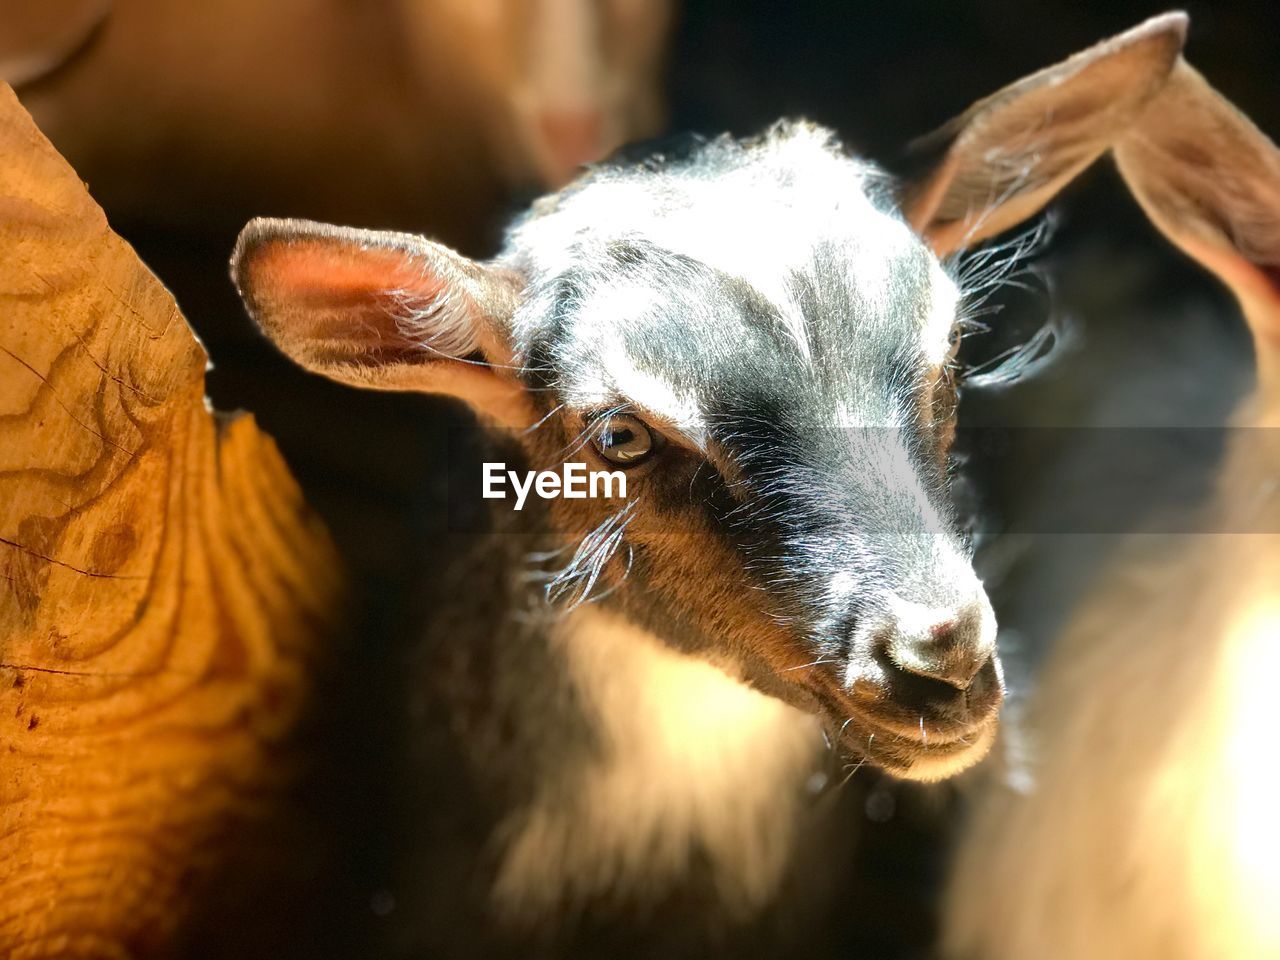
xmin=0 ymin=83 xmax=344 ymax=957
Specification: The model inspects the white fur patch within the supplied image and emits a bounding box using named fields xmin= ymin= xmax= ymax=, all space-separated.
xmin=508 ymin=125 xmax=927 ymax=366
xmin=492 ymin=606 xmax=823 ymax=916
xmin=559 ymin=285 xmax=708 ymax=444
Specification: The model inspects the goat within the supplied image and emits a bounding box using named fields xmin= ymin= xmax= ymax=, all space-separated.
xmin=944 ymin=45 xmax=1280 ymax=960
xmin=3 ymin=0 xmax=673 ymax=238
xmin=228 ymin=14 xmax=1189 ymax=957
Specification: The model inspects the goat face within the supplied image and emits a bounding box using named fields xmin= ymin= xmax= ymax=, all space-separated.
xmin=500 ymin=124 xmax=1001 ymax=779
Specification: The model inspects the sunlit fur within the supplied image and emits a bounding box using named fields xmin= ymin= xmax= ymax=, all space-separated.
xmin=508 ymin=121 xmax=960 ymax=374
xmin=946 ymin=531 xmax=1280 ymax=960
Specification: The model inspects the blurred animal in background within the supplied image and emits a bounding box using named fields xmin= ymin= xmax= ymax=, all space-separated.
xmin=944 ymin=54 xmax=1280 ymax=960
xmin=0 ymin=0 xmax=673 ymax=246
xmin=227 ymin=17 xmax=1190 ymax=958
xmin=401 ymin=0 xmax=672 ymax=189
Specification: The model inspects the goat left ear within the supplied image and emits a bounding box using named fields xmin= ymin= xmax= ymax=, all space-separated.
xmin=231 ymin=218 xmax=536 ymax=428
xmin=901 ymin=11 xmax=1187 ymax=256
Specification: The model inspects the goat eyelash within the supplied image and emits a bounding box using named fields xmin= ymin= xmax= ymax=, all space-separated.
xmin=553 ymin=403 xmax=632 ymax=461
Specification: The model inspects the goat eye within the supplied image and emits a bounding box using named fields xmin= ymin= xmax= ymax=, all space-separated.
xmin=591 ymin=413 xmax=655 ymax=466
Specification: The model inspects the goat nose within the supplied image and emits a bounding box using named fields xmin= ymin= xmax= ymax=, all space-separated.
xmin=884 ymin=601 xmax=994 ymax=691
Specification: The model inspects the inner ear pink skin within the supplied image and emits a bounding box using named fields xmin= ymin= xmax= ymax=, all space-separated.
xmin=254 ymin=240 xmax=432 ymax=298
xmin=1173 ymin=238 xmax=1280 ymax=360
xmin=250 ymin=239 xmax=441 ymax=322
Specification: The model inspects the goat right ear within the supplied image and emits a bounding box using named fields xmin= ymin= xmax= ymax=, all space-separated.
xmin=231 ymin=218 xmax=536 ymax=428
xmin=900 ymin=11 xmax=1187 ymax=256
xmin=1112 ymin=59 xmax=1280 ymax=396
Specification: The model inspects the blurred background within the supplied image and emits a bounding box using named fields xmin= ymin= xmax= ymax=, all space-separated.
xmin=4 ymin=2 xmax=1276 ymax=957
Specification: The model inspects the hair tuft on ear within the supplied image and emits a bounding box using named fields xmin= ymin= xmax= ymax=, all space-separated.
xmin=385 ymin=281 xmax=481 ymax=360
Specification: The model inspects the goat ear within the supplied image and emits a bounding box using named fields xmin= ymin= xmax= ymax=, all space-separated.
xmin=901 ymin=11 xmax=1187 ymax=256
xmin=231 ymin=218 xmax=536 ymax=428
xmin=1113 ymin=59 xmax=1280 ymax=394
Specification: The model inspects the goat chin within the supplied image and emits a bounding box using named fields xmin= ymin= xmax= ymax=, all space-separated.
xmin=893 ymin=723 xmax=998 ymax=785
xmin=943 ymin=529 xmax=1280 ymax=960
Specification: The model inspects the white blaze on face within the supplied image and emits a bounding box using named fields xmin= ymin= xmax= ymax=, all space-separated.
xmin=551 ymin=280 xmax=707 ymax=445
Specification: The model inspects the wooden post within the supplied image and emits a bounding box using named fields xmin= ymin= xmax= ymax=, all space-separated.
xmin=0 ymin=84 xmax=345 ymax=957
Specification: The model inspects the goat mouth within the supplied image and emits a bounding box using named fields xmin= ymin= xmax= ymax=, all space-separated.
xmin=837 ymin=710 xmax=999 ymax=782
xmin=805 ymin=680 xmax=1002 ymax=782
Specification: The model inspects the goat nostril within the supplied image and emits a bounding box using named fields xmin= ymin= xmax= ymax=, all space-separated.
xmin=930 ymin=619 xmax=958 ymax=641
xmin=910 ymin=650 xmax=985 ymax=691
xmin=883 ymin=603 xmax=994 ymax=692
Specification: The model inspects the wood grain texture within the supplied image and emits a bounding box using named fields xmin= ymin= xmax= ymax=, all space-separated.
xmin=0 ymin=83 xmax=344 ymax=957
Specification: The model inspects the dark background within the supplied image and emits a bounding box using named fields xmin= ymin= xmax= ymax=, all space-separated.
xmin=54 ymin=2 xmax=1277 ymax=957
